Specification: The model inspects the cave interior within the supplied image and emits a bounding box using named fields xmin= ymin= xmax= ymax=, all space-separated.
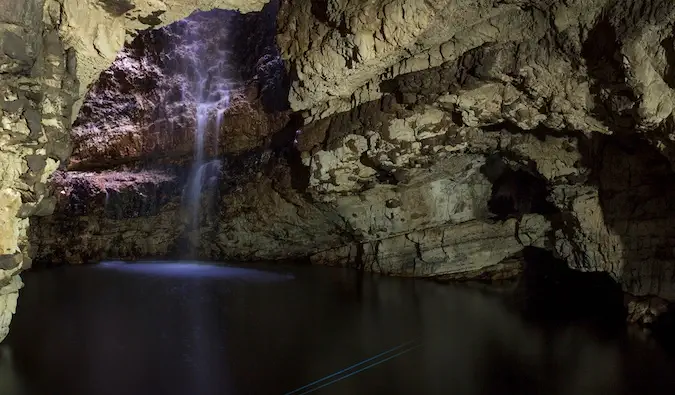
xmin=3 ymin=0 xmax=675 ymax=394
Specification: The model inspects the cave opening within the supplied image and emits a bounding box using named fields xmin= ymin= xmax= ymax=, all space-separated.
xmin=3 ymin=0 xmax=675 ymax=392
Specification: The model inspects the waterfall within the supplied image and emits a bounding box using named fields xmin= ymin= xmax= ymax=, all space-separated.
xmin=175 ymin=11 xmax=235 ymax=253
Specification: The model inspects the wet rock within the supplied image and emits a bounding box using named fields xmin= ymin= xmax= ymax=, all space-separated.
xmin=69 ymin=6 xmax=289 ymax=170
xmin=310 ymin=214 xmax=551 ymax=277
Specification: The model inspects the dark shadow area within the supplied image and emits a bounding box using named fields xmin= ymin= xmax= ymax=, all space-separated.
xmin=512 ymin=247 xmax=626 ymax=332
xmin=651 ymin=304 xmax=675 ymax=354
xmin=575 ymin=132 xmax=675 ymax=351
xmin=590 ymin=135 xmax=675 ymax=302
xmin=481 ymin=153 xmax=557 ymax=220
xmin=310 ymin=0 xmax=350 ymax=37
xmin=3 ymin=263 xmax=675 ymax=395
xmin=661 ymin=32 xmax=675 ymax=91
xmin=581 ymin=18 xmax=637 ymax=131
xmin=98 ymin=0 xmax=135 ymax=16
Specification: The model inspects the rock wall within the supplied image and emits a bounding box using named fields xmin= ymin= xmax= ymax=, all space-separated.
xmin=0 ymin=0 xmax=273 ymax=342
xmin=9 ymin=0 xmax=675 ymax=340
xmin=276 ymin=0 xmax=675 ymax=141
xmin=30 ymin=4 xmax=296 ymax=264
xmin=0 ymin=0 xmax=78 ymax=342
xmin=54 ymin=0 xmax=270 ymax=119
xmin=271 ymin=0 xmax=675 ymax=321
xmin=69 ymin=4 xmax=288 ymax=170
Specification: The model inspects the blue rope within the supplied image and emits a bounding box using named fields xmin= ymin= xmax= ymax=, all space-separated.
xmin=294 ymin=343 xmax=422 ymax=395
xmin=284 ymin=340 xmax=421 ymax=395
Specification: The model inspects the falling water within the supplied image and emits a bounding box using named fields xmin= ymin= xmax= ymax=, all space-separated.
xmin=175 ymin=11 xmax=235 ymax=251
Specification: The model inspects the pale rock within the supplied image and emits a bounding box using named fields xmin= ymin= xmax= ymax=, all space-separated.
xmin=311 ymin=214 xmax=551 ymax=277
xmin=0 ymin=276 xmax=23 ymax=343
xmin=331 ymin=155 xmax=491 ymax=240
xmin=305 ymin=134 xmax=377 ymax=194
xmin=386 ymin=106 xmax=447 ymax=141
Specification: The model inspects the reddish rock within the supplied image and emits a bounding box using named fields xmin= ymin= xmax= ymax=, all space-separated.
xmin=69 ymin=6 xmax=290 ymax=170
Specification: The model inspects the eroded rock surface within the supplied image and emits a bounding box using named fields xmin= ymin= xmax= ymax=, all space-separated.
xmin=0 ymin=0 xmax=274 ymax=342
xmin=69 ymin=5 xmax=288 ymax=170
xmin=52 ymin=0 xmax=270 ymax=118
xmin=0 ymin=0 xmax=78 ymax=341
xmin=8 ymin=0 xmax=675 ymax=341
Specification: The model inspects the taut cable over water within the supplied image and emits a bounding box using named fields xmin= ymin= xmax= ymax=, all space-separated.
xmin=284 ymin=339 xmax=423 ymax=395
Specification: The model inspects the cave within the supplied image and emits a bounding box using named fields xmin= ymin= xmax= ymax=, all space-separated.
xmin=3 ymin=0 xmax=675 ymax=394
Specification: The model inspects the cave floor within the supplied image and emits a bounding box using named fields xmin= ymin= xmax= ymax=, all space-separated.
xmin=1 ymin=262 xmax=675 ymax=395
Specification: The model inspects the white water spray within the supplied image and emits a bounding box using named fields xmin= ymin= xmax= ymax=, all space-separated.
xmin=175 ymin=12 xmax=235 ymax=245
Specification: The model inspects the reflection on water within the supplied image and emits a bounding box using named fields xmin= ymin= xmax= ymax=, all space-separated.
xmin=98 ymin=260 xmax=294 ymax=281
xmin=1 ymin=262 xmax=675 ymax=395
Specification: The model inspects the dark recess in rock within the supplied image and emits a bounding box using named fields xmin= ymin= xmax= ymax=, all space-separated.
xmin=512 ymin=247 xmax=626 ymax=330
xmin=98 ymin=0 xmax=135 ymax=16
xmin=139 ymin=10 xmax=165 ymax=26
xmin=650 ymin=304 xmax=675 ymax=354
xmin=24 ymin=107 xmax=42 ymax=139
xmin=482 ymin=154 xmax=557 ymax=220
xmin=581 ymin=18 xmax=637 ymax=131
xmin=580 ymin=133 xmax=675 ymax=301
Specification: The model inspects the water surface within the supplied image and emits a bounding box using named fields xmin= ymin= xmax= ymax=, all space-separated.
xmin=1 ymin=261 xmax=674 ymax=395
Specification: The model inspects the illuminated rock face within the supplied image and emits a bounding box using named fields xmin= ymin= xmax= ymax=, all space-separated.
xmin=0 ymin=0 xmax=78 ymax=342
xmin=271 ymin=0 xmax=675 ymax=324
xmin=68 ymin=6 xmax=288 ymax=170
xmin=7 ymin=0 xmax=675 ymax=341
xmin=0 ymin=0 xmax=272 ymax=342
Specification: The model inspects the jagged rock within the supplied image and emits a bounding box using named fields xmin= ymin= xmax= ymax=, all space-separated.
xmin=552 ymin=136 xmax=675 ymax=301
xmin=69 ymin=5 xmax=289 ymax=170
xmin=9 ymin=0 xmax=675 ymax=344
xmin=625 ymin=294 xmax=670 ymax=326
xmin=0 ymin=276 xmax=22 ymax=342
xmin=50 ymin=0 xmax=270 ymax=119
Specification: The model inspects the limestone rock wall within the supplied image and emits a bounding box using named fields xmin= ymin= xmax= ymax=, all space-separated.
xmin=10 ymin=0 xmax=675 ymax=340
xmin=0 ymin=0 xmax=78 ymax=342
xmin=272 ymin=0 xmax=675 ymax=315
xmin=276 ymin=0 xmax=675 ymax=144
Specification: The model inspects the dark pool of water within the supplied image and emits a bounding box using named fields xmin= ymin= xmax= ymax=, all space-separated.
xmin=1 ymin=261 xmax=675 ymax=395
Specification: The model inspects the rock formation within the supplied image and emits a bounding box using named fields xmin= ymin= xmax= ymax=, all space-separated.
xmin=5 ymin=0 xmax=675 ymax=341
xmin=0 ymin=0 xmax=269 ymax=342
